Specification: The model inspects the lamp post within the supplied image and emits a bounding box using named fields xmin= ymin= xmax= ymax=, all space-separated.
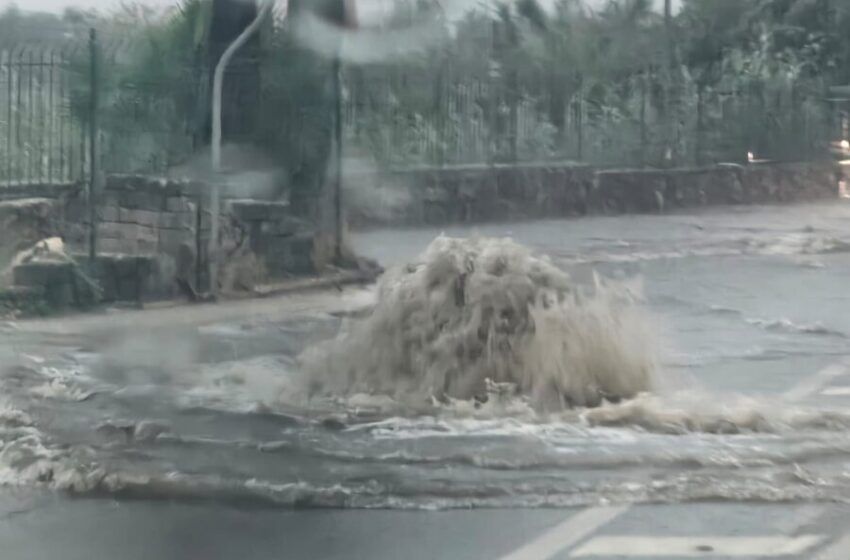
xmin=209 ymin=0 xmax=281 ymax=296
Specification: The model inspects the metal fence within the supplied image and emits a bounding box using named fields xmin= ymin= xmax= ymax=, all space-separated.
xmin=0 ymin=32 xmax=204 ymax=188
xmin=0 ymin=46 xmax=89 ymax=186
xmin=0 ymin=26 xmax=840 ymax=189
xmin=342 ymin=62 xmax=835 ymax=169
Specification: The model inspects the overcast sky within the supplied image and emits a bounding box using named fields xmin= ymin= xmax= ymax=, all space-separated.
xmin=2 ymin=0 xmax=681 ymax=15
xmin=0 ymin=0 xmax=175 ymax=13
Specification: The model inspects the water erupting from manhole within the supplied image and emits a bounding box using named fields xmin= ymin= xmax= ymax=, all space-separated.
xmin=299 ymin=236 xmax=657 ymax=410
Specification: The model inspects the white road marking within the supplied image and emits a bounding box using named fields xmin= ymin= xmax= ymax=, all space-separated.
xmin=501 ymin=359 xmax=849 ymax=560
xmin=497 ymin=506 xmax=629 ymax=560
xmin=570 ymin=535 xmax=825 ymax=558
xmin=813 ymin=533 xmax=850 ymax=560
xmin=821 ymin=386 xmax=850 ymax=397
xmin=783 ymin=363 xmax=848 ymax=401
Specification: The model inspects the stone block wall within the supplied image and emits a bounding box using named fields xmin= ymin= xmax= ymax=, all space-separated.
xmin=215 ymin=200 xmax=320 ymax=287
xmin=593 ymin=169 xmax=668 ymax=213
xmin=0 ymin=183 xmax=79 ymax=203
xmin=742 ymin=162 xmax=837 ymax=203
xmin=665 ymin=166 xmax=744 ymax=208
xmin=0 ymin=198 xmax=59 ymax=277
xmin=1 ymin=160 xmax=841 ymax=308
xmin=350 ymin=163 xmax=596 ymax=227
xmin=2 ymin=175 xmax=330 ymax=308
xmin=60 ymin=175 xmax=200 ymax=256
xmin=12 ymin=261 xmax=93 ymax=310
xmin=55 ymin=175 xmax=202 ymax=299
xmin=348 ymin=160 xmax=838 ymax=227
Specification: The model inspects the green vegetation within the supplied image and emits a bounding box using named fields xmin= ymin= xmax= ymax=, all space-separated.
xmin=2 ymin=0 xmax=849 ymax=187
xmin=350 ymin=0 xmax=850 ymax=167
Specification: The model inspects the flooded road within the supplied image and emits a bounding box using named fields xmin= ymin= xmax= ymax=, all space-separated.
xmin=4 ymin=202 xmax=850 ymax=512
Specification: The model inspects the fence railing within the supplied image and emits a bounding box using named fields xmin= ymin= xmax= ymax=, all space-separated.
xmin=0 ymin=47 xmax=89 ymax=186
xmin=342 ymin=64 xmax=835 ymax=169
xmin=0 ymin=33 xmax=204 ymax=188
xmin=0 ymin=29 xmax=841 ymax=190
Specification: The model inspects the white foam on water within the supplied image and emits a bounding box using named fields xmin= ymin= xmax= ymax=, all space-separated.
xmin=582 ymin=391 xmax=850 ymax=434
xmin=0 ymin=399 xmax=97 ymax=490
xmin=746 ymin=317 xmax=846 ymax=338
xmin=561 ymin=231 xmax=850 ymax=266
xmin=175 ymin=355 xmax=299 ymax=414
xmin=29 ymin=379 xmax=94 ymax=402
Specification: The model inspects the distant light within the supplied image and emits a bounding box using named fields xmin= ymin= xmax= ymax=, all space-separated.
xmin=841 ymin=140 xmax=850 ymax=150
xmin=840 ymin=159 xmax=850 ymax=166
xmin=747 ymin=151 xmax=755 ymax=163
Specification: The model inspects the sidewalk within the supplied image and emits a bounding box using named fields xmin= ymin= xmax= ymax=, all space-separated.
xmin=2 ymin=274 xmax=376 ymax=337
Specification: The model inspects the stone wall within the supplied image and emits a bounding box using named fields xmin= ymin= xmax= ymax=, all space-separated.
xmin=0 ymin=182 xmax=79 ymax=203
xmin=348 ymin=160 xmax=838 ymax=228
xmin=348 ymin=163 xmax=596 ymax=227
xmin=1 ymin=175 xmax=328 ymax=306
xmin=54 ymin=175 xmax=201 ymax=299
xmin=595 ymin=162 xmax=838 ymax=213
xmin=212 ymin=200 xmax=323 ymax=292
xmin=742 ymin=161 xmax=838 ymax=204
xmin=0 ymin=177 xmax=203 ymax=299
xmin=1 ymin=160 xmax=840 ymax=309
xmin=0 ymin=198 xmax=58 ymax=279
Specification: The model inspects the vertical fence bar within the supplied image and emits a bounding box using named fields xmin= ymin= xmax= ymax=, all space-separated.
xmin=640 ymin=71 xmax=647 ymax=166
xmin=27 ymin=49 xmax=34 ymax=183
xmin=332 ymin=55 xmax=343 ymax=263
xmin=47 ymin=50 xmax=55 ymax=184
xmin=695 ymin=83 xmax=704 ymax=166
xmin=37 ymin=49 xmax=45 ymax=183
xmin=574 ymin=95 xmax=584 ymax=161
xmin=88 ymin=28 xmax=100 ymax=262
xmin=0 ymin=49 xmax=4 ymax=184
xmin=4 ymin=49 xmax=11 ymax=183
xmin=79 ymin=112 xmax=85 ymax=184
xmin=15 ymin=49 xmax=22 ymax=182
xmin=58 ymin=49 xmax=66 ymax=183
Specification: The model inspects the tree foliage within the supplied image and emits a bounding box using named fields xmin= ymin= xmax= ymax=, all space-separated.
xmin=3 ymin=0 xmax=849 ymax=181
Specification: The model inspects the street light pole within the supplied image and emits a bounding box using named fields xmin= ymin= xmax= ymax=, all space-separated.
xmin=88 ymin=28 xmax=99 ymax=264
xmin=333 ymin=54 xmax=344 ymax=263
xmin=210 ymin=0 xmax=281 ymax=296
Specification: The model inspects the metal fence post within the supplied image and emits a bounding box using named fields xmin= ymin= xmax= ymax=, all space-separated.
xmin=333 ymin=55 xmax=344 ymax=263
xmin=88 ymin=28 xmax=99 ymax=263
xmin=210 ymin=0 xmax=275 ymax=297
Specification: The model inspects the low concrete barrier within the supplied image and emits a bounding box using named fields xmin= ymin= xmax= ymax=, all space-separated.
xmin=348 ymin=160 xmax=838 ymax=228
xmin=0 ymin=175 xmax=329 ymax=309
xmin=0 ymin=160 xmax=839 ymax=312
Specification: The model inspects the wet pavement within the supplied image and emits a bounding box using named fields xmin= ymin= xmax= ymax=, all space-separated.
xmin=5 ymin=201 xmax=850 ymax=558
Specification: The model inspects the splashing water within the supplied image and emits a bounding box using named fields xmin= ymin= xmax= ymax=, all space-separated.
xmin=298 ymin=236 xmax=657 ymax=409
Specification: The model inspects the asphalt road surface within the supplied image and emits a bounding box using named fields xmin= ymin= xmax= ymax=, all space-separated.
xmin=4 ymin=201 xmax=850 ymax=559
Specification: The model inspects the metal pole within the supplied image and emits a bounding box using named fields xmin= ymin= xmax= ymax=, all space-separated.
xmin=27 ymin=50 xmax=33 ymax=183
xmin=88 ymin=28 xmax=99 ymax=263
xmin=333 ymin=55 xmax=343 ymax=263
xmin=48 ymin=49 xmax=55 ymax=184
xmin=5 ymin=49 xmax=12 ymax=183
xmin=59 ymin=49 xmax=66 ymax=182
xmin=663 ymin=0 xmax=674 ymax=167
xmin=15 ymin=49 xmax=22 ymax=181
xmin=210 ymin=0 xmax=278 ymax=297
xmin=38 ymin=49 xmax=45 ymax=183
